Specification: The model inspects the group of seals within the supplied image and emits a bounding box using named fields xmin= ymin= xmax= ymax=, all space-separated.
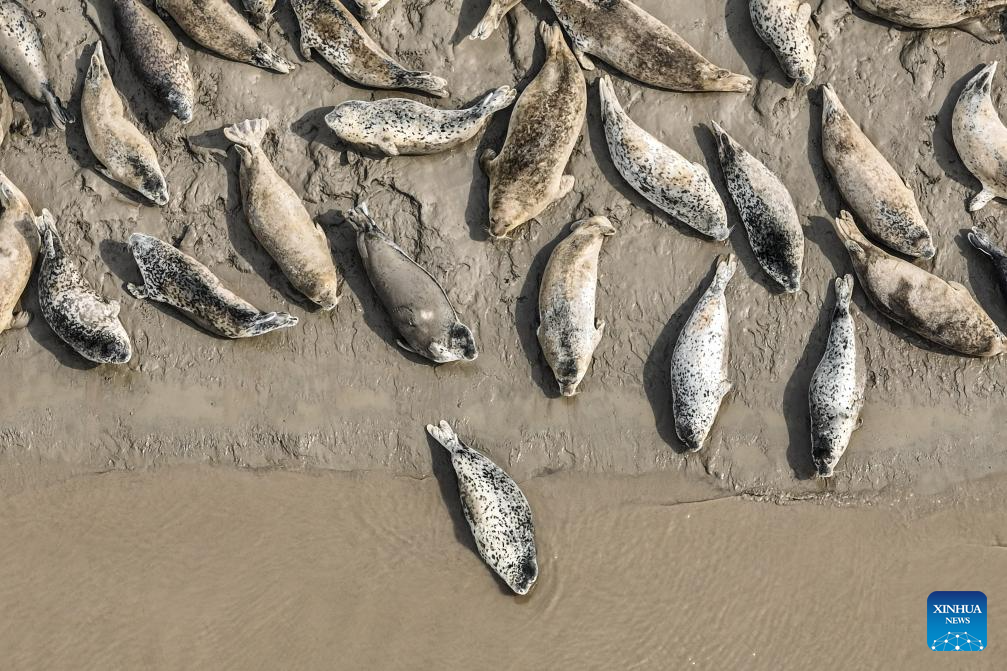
xmin=0 ymin=173 xmax=37 ymax=335
xmin=0 ymin=0 xmax=71 ymax=129
xmin=853 ymin=0 xmax=1007 ymax=43
xmin=953 ymin=62 xmax=1007 ymax=212
xmin=749 ymin=0 xmax=817 ymax=85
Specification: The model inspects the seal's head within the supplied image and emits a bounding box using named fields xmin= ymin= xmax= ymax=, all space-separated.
xmin=813 ymin=454 xmax=837 ymax=479
xmin=324 ymin=102 xmax=368 ymax=144
xmin=429 ymin=322 xmax=479 ymax=363
xmin=504 ymin=549 xmax=538 ymax=596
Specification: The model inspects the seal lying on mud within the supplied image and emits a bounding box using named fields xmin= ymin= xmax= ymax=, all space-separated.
xmin=0 ymin=173 xmax=38 ymax=335
xmin=225 ymin=118 xmax=343 ymax=310
xmin=481 ymin=23 xmax=585 ymax=238
xmin=82 ymin=43 xmax=169 ymax=206
xmin=325 ymin=86 xmax=516 ymax=156
xmin=821 ymin=85 xmax=935 ymax=259
xmin=155 ymin=0 xmax=293 ymax=73
xmin=833 ymin=210 xmax=1006 ymax=357
xmin=355 ymin=0 xmax=391 ymax=19
xmin=113 ymin=0 xmax=195 ymax=123
xmin=344 ymin=204 xmax=478 ymax=363
xmin=968 ymin=225 xmax=1007 ymax=302
xmin=291 ymin=0 xmax=448 ymax=97
xmin=749 ymin=0 xmax=817 ymax=85
xmin=600 ymin=76 xmax=728 ymax=240
xmin=852 ymin=1 xmax=1007 ymax=43
xmin=537 ymin=216 xmax=615 ymax=396
xmin=425 ymin=420 xmax=538 ymax=596
xmin=953 ymin=62 xmax=1007 ymax=212
xmin=241 ymin=0 xmax=276 ymax=25
xmin=0 ymin=0 xmax=72 ymax=129
xmin=809 ymin=274 xmax=865 ymax=479
xmin=36 ymin=210 xmax=132 ymax=364
xmin=127 ymin=232 xmax=298 ymax=338
xmin=671 ymin=255 xmax=737 ymax=453
xmin=712 ymin=121 xmax=804 ymax=291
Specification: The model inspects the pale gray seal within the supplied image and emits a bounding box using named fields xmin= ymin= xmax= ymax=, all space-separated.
xmin=0 ymin=173 xmax=37 ymax=334
xmin=325 ymin=86 xmax=516 ymax=156
xmin=600 ymin=76 xmax=728 ymax=240
xmin=750 ymin=0 xmax=817 ymax=84
xmin=712 ymin=121 xmax=804 ymax=291
xmin=291 ymin=0 xmax=448 ymax=97
xmin=81 ymin=42 xmax=169 ymax=206
xmin=155 ymin=0 xmax=293 ymax=73
xmin=355 ymin=0 xmax=391 ymax=19
xmin=113 ymin=0 xmax=196 ymax=124
xmin=469 ymin=0 xmax=521 ymax=40
xmin=968 ymin=225 xmax=1007 ymax=301
xmin=343 ymin=204 xmax=477 ymax=363
xmin=537 ymin=216 xmax=615 ymax=396
xmin=821 ymin=84 xmax=935 ymax=259
xmin=952 ymin=62 xmax=1007 ymax=212
xmin=0 ymin=0 xmax=72 ymax=129
xmin=481 ymin=22 xmax=586 ymax=238
xmin=671 ymin=254 xmax=736 ymax=452
xmin=36 ymin=210 xmax=132 ymax=364
xmin=127 ymin=232 xmax=299 ymax=338
xmin=225 ymin=118 xmax=343 ymax=310
xmin=852 ymin=1 xmax=1007 ymax=43
xmin=833 ymin=210 xmax=1006 ymax=357
xmin=241 ymin=0 xmax=276 ymax=25
xmin=809 ymin=274 xmax=865 ymax=478
xmin=425 ymin=420 xmax=538 ymax=596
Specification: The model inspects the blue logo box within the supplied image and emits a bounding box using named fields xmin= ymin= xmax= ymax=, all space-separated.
xmin=928 ymin=591 xmax=987 ymax=651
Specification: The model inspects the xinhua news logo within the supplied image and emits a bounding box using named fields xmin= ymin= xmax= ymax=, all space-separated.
xmin=928 ymin=591 xmax=987 ymax=651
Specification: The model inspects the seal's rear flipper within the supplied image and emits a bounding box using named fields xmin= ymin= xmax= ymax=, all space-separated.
xmin=247 ymin=311 xmax=298 ymax=336
xmin=958 ymin=13 xmax=1004 ymax=44
xmin=43 ymin=86 xmax=73 ymax=130
xmin=224 ymin=118 xmax=270 ymax=150
xmin=426 ymin=420 xmax=463 ymax=453
xmin=968 ymin=226 xmax=1007 ymax=259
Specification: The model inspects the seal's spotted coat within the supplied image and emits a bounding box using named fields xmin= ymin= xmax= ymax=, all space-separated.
xmin=749 ymin=0 xmax=816 ymax=85
xmin=0 ymin=0 xmax=70 ymax=128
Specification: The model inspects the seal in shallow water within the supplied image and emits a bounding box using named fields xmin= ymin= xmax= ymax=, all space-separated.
xmin=325 ymin=86 xmax=515 ymax=156
xmin=833 ymin=210 xmax=1006 ymax=357
xmin=852 ymin=1 xmax=1007 ymax=43
xmin=36 ymin=209 xmax=132 ymax=364
xmin=953 ymin=62 xmax=1007 ymax=212
xmin=0 ymin=0 xmax=72 ymax=129
xmin=0 ymin=172 xmax=38 ymax=335
xmin=127 ymin=231 xmax=299 ymax=338
xmin=537 ymin=216 xmax=615 ymax=396
xmin=81 ymin=42 xmax=169 ymax=206
xmin=749 ymin=0 xmax=817 ymax=84
xmin=425 ymin=420 xmax=538 ymax=596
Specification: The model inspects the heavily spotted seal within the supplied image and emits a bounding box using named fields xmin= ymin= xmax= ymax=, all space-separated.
xmin=749 ymin=0 xmax=817 ymax=84
xmin=0 ymin=173 xmax=37 ymax=335
xmin=544 ymin=0 xmax=751 ymax=92
xmin=481 ymin=22 xmax=586 ymax=238
xmin=225 ymin=118 xmax=343 ymax=310
xmin=291 ymin=0 xmax=448 ymax=97
xmin=821 ymin=85 xmax=935 ymax=259
xmin=155 ymin=0 xmax=293 ymax=73
xmin=712 ymin=121 xmax=804 ymax=291
xmin=469 ymin=0 xmax=521 ymax=40
xmin=809 ymin=274 xmax=865 ymax=478
xmin=968 ymin=225 xmax=1007 ymax=301
xmin=127 ymin=232 xmax=299 ymax=338
xmin=325 ymin=86 xmax=516 ymax=156
xmin=670 ymin=254 xmax=737 ymax=452
xmin=356 ymin=0 xmax=391 ymax=19
xmin=600 ymin=76 xmax=728 ymax=240
xmin=36 ymin=210 xmax=132 ymax=364
xmin=852 ymin=1 xmax=1007 ymax=43
xmin=241 ymin=0 xmax=276 ymax=25
xmin=537 ymin=216 xmax=615 ymax=396
xmin=81 ymin=42 xmax=169 ymax=206
xmin=343 ymin=204 xmax=478 ymax=363
xmin=425 ymin=420 xmax=538 ymax=596
xmin=833 ymin=210 xmax=1006 ymax=357
xmin=953 ymin=62 xmax=1007 ymax=212
xmin=0 ymin=0 xmax=72 ymax=129
xmin=113 ymin=0 xmax=195 ymax=124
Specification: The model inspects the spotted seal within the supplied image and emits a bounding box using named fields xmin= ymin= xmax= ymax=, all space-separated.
xmin=425 ymin=420 xmax=538 ymax=596
xmin=833 ymin=210 xmax=1006 ymax=357
xmin=81 ymin=42 xmax=169 ymax=206
xmin=291 ymin=0 xmax=448 ymax=97
xmin=155 ymin=0 xmax=293 ymax=73
xmin=481 ymin=22 xmax=586 ymax=238
xmin=36 ymin=210 xmax=132 ymax=364
xmin=225 ymin=118 xmax=343 ymax=310
xmin=750 ymin=0 xmax=817 ymax=84
xmin=712 ymin=121 xmax=804 ymax=291
xmin=822 ymin=84 xmax=935 ymax=259
xmin=670 ymin=254 xmax=736 ymax=452
xmin=537 ymin=216 xmax=615 ymax=396
xmin=600 ymin=76 xmax=728 ymax=240
xmin=953 ymin=62 xmax=1007 ymax=212
xmin=344 ymin=204 xmax=477 ymax=363
xmin=325 ymin=86 xmax=516 ymax=156
xmin=852 ymin=1 xmax=1007 ymax=43
xmin=127 ymin=232 xmax=298 ymax=338
xmin=113 ymin=0 xmax=195 ymax=123
xmin=0 ymin=173 xmax=37 ymax=335
xmin=809 ymin=274 xmax=865 ymax=478
xmin=241 ymin=0 xmax=276 ymax=25
xmin=0 ymin=0 xmax=72 ymax=129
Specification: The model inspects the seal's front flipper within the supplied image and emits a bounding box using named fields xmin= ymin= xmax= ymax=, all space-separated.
xmin=11 ymin=310 xmax=30 ymax=329
xmin=558 ymin=175 xmax=576 ymax=199
xmin=126 ymin=283 xmax=149 ymax=300
xmin=970 ymin=186 xmax=997 ymax=211
xmin=480 ymin=148 xmax=497 ymax=174
xmin=572 ymin=42 xmax=595 ymax=71
xmin=397 ymin=339 xmax=421 ymax=355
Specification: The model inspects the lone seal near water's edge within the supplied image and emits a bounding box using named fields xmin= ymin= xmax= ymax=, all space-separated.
xmin=953 ymin=62 xmax=1007 ymax=212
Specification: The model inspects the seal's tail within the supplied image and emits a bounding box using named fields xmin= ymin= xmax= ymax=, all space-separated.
xmin=343 ymin=202 xmax=380 ymax=234
xmin=712 ymin=253 xmax=738 ymax=290
xmin=969 ymin=225 xmax=1007 ymax=260
xmin=597 ymin=75 xmax=623 ymax=124
xmin=426 ymin=420 xmax=463 ymax=454
xmin=43 ymin=85 xmax=73 ymax=130
xmin=395 ymin=71 xmax=448 ymax=98
xmin=247 ymin=311 xmax=299 ymax=337
xmin=469 ymin=3 xmax=506 ymax=40
xmin=476 ymin=86 xmax=517 ymax=115
xmin=834 ymin=274 xmax=854 ymax=310
xmin=224 ymin=118 xmax=270 ymax=150
xmin=35 ymin=208 xmax=60 ymax=258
